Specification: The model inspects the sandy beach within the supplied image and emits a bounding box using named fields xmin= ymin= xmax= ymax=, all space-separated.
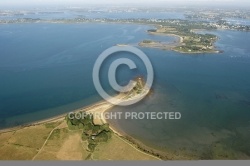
xmin=0 ymin=79 xmax=149 ymax=136
xmin=139 ymin=30 xmax=183 ymax=50
xmin=0 ymin=78 xmax=166 ymax=160
xmin=0 ymin=98 xmax=114 ymax=134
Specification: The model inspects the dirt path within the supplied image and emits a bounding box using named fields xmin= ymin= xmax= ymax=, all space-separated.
xmin=32 ymin=123 xmax=62 ymax=160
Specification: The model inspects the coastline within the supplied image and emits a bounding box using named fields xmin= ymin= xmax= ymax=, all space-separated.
xmin=149 ymin=31 xmax=184 ymax=43
xmin=0 ymin=99 xmax=108 ymax=134
xmin=139 ymin=26 xmax=220 ymax=54
xmin=0 ymin=78 xmax=144 ymax=135
xmin=0 ymin=83 xmax=164 ymax=160
xmin=139 ymin=31 xmax=183 ymax=51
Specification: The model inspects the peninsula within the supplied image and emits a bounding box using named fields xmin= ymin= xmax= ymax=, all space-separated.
xmin=0 ymin=77 xmax=172 ymax=160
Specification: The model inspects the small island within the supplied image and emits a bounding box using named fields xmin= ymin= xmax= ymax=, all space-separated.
xmin=139 ymin=25 xmax=220 ymax=54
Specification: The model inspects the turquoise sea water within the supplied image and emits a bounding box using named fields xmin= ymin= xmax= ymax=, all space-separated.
xmin=0 ymin=23 xmax=250 ymax=158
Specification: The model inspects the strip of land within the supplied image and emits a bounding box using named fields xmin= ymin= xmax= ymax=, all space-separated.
xmin=0 ymin=77 xmax=162 ymax=160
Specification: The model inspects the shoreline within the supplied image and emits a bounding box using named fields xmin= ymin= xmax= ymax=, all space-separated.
xmin=0 ymin=78 xmax=148 ymax=138
xmin=0 ymin=84 xmax=148 ymax=146
xmin=139 ymin=31 xmax=183 ymax=51
xmin=0 ymin=84 xmax=164 ymax=160
xmin=139 ymin=31 xmax=184 ymax=51
xmin=0 ymin=99 xmax=108 ymax=134
xmin=149 ymin=31 xmax=184 ymax=43
xmin=139 ymin=27 xmax=221 ymax=54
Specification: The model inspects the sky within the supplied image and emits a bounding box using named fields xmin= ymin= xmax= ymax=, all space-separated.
xmin=0 ymin=0 xmax=250 ymax=9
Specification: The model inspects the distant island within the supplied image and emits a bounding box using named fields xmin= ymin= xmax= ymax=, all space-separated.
xmin=139 ymin=25 xmax=220 ymax=54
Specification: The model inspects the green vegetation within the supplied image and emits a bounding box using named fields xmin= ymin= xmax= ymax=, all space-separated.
xmin=147 ymin=24 xmax=218 ymax=53
xmin=163 ymin=20 xmax=216 ymax=31
xmin=142 ymin=40 xmax=153 ymax=43
xmin=124 ymin=77 xmax=145 ymax=99
xmin=50 ymin=129 xmax=61 ymax=139
xmin=148 ymin=29 xmax=157 ymax=32
xmin=65 ymin=113 xmax=112 ymax=152
xmin=44 ymin=122 xmax=59 ymax=128
xmin=174 ymin=32 xmax=217 ymax=53
xmin=137 ymin=19 xmax=220 ymax=53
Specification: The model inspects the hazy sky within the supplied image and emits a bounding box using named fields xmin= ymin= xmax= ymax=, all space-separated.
xmin=0 ymin=0 xmax=250 ymax=8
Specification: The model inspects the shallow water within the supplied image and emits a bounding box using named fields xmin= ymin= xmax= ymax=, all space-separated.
xmin=110 ymin=30 xmax=250 ymax=159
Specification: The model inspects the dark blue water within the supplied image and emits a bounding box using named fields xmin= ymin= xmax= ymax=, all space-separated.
xmin=0 ymin=23 xmax=250 ymax=159
xmin=0 ymin=23 xmax=173 ymax=126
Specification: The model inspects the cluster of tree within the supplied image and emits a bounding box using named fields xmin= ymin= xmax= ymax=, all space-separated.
xmin=148 ymin=29 xmax=157 ymax=32
xmin=142 ymin=40 xmax=153 ymax=43
xmin=185 ymin=33 xmax=216 ymax=47
xmin=65 ymin=112 xmax=112 ymax=152
xmin=161 ymin=20 xmax=217 ymax=34
xmin=181 ymin=45 xmax=201 ymax=51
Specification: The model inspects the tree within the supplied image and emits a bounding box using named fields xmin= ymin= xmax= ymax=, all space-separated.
xmin=78 ymin=123 xmax=84 ymax=129
xmin=67 ymin=121 xmax=76 ymax=130
xmin=95 ymin=131 xmax=109 ymax=142
xmin=92 ymin=125 xmax=100 ymax=134
xmin=82 ymin=133 xmax=88 ymax=141
xmin=88 ymin=143 xmax=97 ymax=152
xmin=71 ymin=118 xmax=80 ymax=126
xmin=100 ymin=123 xmax=110 ymax=132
